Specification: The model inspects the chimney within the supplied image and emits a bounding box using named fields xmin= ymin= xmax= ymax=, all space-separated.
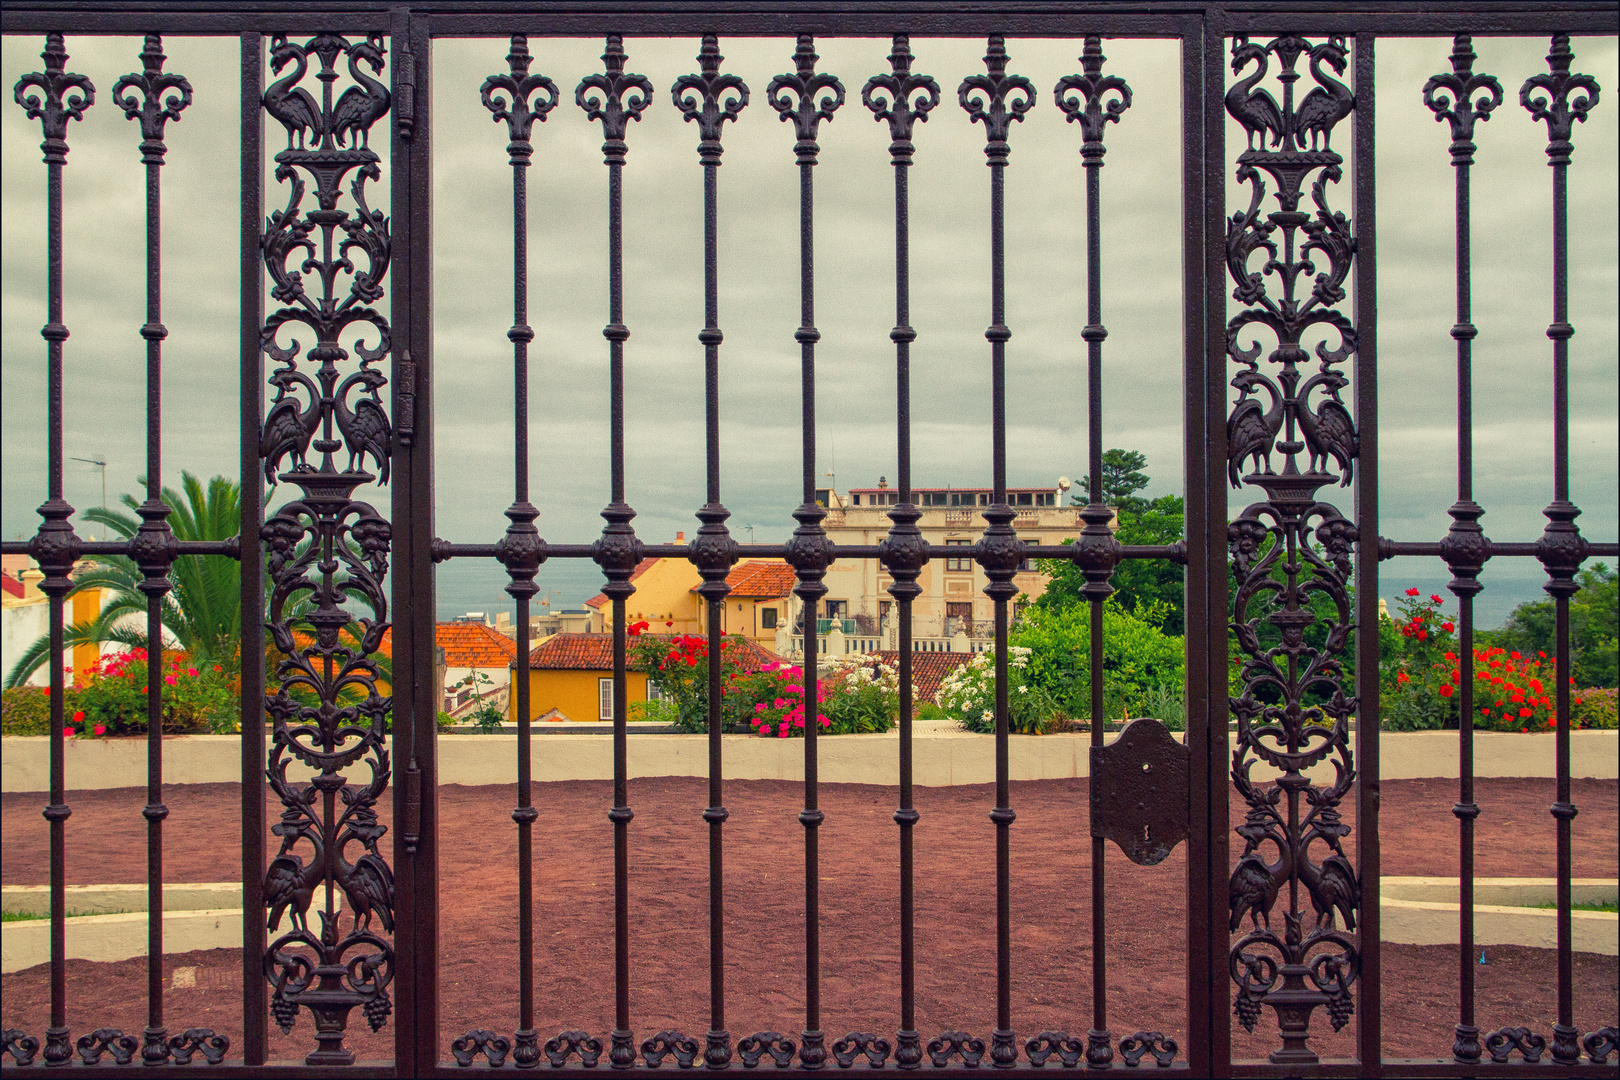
xmin=676 ymin=531 xmax=685 ymax=543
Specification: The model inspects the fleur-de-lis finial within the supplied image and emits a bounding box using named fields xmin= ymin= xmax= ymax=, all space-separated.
xmin=1055 ymin=36 xmax=1132 ymax=156
xmin=482 ymin=35 xmax=558 ymax=159
xmin=576 ymin=35 xmax=654 ymax=155
xmin=1422 ymin=36 xmax=1502 ymax=164
xmin=768 ymin=35 xmax=844 ymax=159
xmin=1521 ymin=33 xmax=1600 ymax=165
xmin=959 ymin=36 xmax=1035 ymax=157
xmin=14 ymin=33 xmax=95 ymax=165
xmin=114 ymin=34 xmax=192 ymax=164
xmin=862 ymin=35 xmax=940 ymax=150
xmin=673 ymin=34 xmax=749 ymax=160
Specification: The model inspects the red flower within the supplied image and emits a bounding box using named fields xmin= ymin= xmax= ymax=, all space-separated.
xmin=1406 ymin=587 xmax=1420 ymax=596
xmin=73 ymin=710 xmax=84 ymax=723
xmin=1417 ymin=630 xmax=1428 ymax=641
xmin=1518 ymin=707 xmax=1533 ymax=718
xmin=1396 ymin=671 xmax=1410 ymax=685
xmin=1439 ymin=684 xmax=1454 ymax=698
xmin=1430 ymin=594 xmax=1443 ymax=604
xmin=1441 ymin=621 xmax=1455 ymax=633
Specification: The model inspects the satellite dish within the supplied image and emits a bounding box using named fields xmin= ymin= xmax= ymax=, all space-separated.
xmin=1057 ymin=476 xmax=1072 ymax=490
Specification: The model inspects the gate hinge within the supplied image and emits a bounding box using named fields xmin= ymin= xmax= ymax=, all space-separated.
xmin=403 ymin=758 xmax=422 ymax=854
xmin=395 ymin=45 xmax=415 ymax=142
xmin=396 ymin=350 xmax=416 ymax=447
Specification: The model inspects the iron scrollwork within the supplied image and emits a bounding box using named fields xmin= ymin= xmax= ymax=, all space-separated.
xmin=257 ymin=31 xmax=396 ymax=1065
xmin=1223 ymin=34 xmax=1361 ymax=1065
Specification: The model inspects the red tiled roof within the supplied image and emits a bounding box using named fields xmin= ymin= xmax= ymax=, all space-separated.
xmin=688 ymin=560 xmax=794 ymax=599
xmin=526 ymin=633 xmax=784 ymax=672
xmin=436 ymin=622 xmax=518 ymax=669
xmin=874 ymin=650 xmax=973 ymax=705
xmin=1 ymin=572 xmax=22 ymax=599
xmin=584 ymin=558 xmax=658 ymax=609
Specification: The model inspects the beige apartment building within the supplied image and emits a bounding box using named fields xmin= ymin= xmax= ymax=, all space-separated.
xmin=811 ymin=477 xmax=1081 ymax=640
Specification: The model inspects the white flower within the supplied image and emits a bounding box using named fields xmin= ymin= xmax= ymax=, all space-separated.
xmin=1016 ymin=685 xmax=1028 ymax=694
xmin=981 ymin=710 xmax=995 ymax=722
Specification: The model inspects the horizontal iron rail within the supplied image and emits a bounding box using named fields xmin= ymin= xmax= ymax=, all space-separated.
xmin=2 ymin=6 xmax=1617 ymax=35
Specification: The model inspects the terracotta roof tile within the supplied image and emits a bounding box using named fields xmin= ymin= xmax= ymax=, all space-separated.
xmin=436 ymin=622 xmax=519 ymax=669
xmin=526 ymin=632 xmax=784 ymax=672
xmin=873 ymin=650 xmax=973 ymax=705
xmin=688 ymin=560 xmax=795 ymax=599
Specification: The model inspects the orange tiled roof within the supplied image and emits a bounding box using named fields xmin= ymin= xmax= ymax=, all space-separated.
xmin=526 ymin=632 xmax=783 ymax=673
xmin=436 ymin=622 xmax=519 ymax=669
xmin=584 ymin=558 xmax=658 ymax=609
xmin=688 ymin=560 xmax=795 ymax=600
xmin=873 ymin=650 xmax=973 ymax=705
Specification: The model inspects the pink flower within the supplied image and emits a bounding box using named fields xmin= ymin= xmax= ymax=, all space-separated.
xmin=165 ymin=675 xmax=178 ymax=686
xmin=754 ymin=703 xmax=766 ymax=712
xmin=774 ymin=698 xmax=786 ymax=708
xmin=93 ymin=724 xmax=107 ymax=736
xmin=186 ymin=668 xmax=197 ymax=677
xmin=63 ymin=727 xmax=74 ymax=738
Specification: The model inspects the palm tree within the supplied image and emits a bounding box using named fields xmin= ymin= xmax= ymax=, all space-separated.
xmin=5 ymin=473 xmax=241 ymax=687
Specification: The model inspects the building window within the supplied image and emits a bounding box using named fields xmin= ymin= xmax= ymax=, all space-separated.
xmin=851 ymin=493 xmax=861 ymax=505
xmin=879 ymin=601 xmax=891 ymax=620
xmin=647 ymin=680 xmax=663 ymax=703
xmin=1019 ymin=537 xmax=1037 ymax=572
xmin=760 ymin=607 xmax=778 ymax=629
xmin=950 ymin=491 xmax=974 ymax=506
xmin=1036 ymin=492 xmax=1055 ymax=506
xmin=1014 ymin=492 xmax=1033 ymax=506
xmin=599 ymin=678 xmax=614 ymax=721
xmin=947 ymin=602 xmax=973 ymax=631
xmin=824 ymin=600 xmax=847 ymax=620
xmin=946 ymin=538 xmax=972 ymax=572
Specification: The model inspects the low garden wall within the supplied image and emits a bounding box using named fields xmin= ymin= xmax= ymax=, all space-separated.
xmin=3 ymin=725 xmax=1615 ymax=793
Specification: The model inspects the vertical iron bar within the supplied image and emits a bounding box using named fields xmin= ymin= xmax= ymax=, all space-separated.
xmin=863 ymin=35 xmax=936 ymax=1069
xmin=674 ymin=36 xmax=747 ymax=1068
xmin=1352 ymin=33 xmax=1382 ymax=1076
xmin=1191 ymin=12 xmax=1230 ymax=1075
xmin=480 ymin=35 xmax=557 ymax=1067
xmin=578 ymin=37 xmax=651 ymax=1067
xmin=394 ymin=12 xmax=438 ymax=1070
xmin=1180 ymin=19 xmax=1213 ymax=1076
xmin=1423 ymin=34 xmax=1501 ymax=1065
xmin=960 ymin=36 xmax=1032 ymax=1069
xmin=1520 ymin=32 xmax=1597 ymax=1066
xmin=770 ymin=34 xmax=841 ymax=1070
xmin=1054 ymin=35 xmax=1132 ymax=1067
xmin=111 ymin=32 xmax=191 ymax=1064
xmin=238 ymin=30 xmax=267 ymax=1067
xmin=14 ymin=31 xmax=92 ymax=1068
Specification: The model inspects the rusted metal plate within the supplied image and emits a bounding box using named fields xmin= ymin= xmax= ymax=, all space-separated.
xmin=1090 ymin=718 xmax=1190 ymax=866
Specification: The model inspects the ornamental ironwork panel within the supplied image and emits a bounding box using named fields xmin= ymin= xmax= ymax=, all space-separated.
xmin=257 ymin=31 xmax=397 ymax=1065
xmin=1223 ymin=32 xmax=1361 ymax=1065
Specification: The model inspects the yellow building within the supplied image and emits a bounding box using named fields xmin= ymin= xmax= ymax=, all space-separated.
xmin=583 ymin=544 xmax=795 ymax=651
xmin=509 ymin=633 xmax=652 ymax=723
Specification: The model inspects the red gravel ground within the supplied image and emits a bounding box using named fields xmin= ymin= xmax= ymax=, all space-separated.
xmin=3 ymin=776 xmax=1615 ymax=1064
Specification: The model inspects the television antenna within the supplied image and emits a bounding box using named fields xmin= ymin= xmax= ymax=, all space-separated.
xmin=70 ymin=456 xmax=108 ymax=537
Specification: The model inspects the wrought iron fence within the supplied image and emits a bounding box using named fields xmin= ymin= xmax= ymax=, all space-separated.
xmin=0 ymin=3 xmax=1616 ymax=1076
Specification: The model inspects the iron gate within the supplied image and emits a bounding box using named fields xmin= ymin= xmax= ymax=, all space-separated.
xmin=1 ymin=3 xmax=1616 ymax=1076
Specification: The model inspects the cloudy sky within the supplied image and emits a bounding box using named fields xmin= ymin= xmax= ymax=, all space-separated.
xmin=2 ymin=32 xmax=1615 ymax=627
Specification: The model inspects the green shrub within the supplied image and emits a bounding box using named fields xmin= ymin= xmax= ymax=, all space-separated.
xmin=1 ymin=687 xmax=67 ymax=736
xmin=1573 ymin=687 xmax=1617 ymax=730
xmin=1011 ymin=602 xmax=1184 ymax=723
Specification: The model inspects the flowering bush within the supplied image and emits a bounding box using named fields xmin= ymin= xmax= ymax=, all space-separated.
xmin=69 ymin=648 xmax=237 ymax=736
xmin=0 ymin=685 xmax=72 ymax=736
xmin=1379 ymin=589 xmax=1596 ymax=732
xmin=629 ymin=625 xmax=773 ymax=733
xmin=938 ymin=646 xmax=1062 ymax=734
xmin=816 ymin=656 xmax=901 ymax=735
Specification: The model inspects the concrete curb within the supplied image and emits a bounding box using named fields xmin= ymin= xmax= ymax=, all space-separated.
xmin=1380 ymin=877 xmax=1618 ymax=955
xmin=1 ymin=883 xmax=339 ymax=974
xmin=3 ymin=728 xmax=1616 ymax=793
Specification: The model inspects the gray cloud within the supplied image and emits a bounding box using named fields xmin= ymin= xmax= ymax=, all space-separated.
xmin=3 ymin=33 xmax=1614 ymax=627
